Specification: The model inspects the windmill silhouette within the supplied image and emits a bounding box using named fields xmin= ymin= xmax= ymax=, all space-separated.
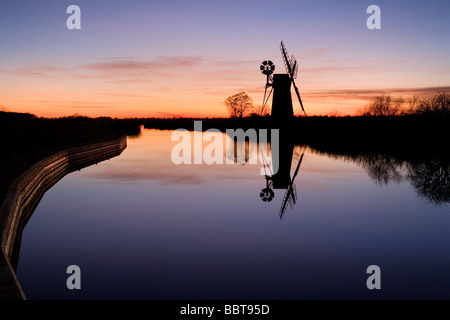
xmin=260 ymin=41 xmax=306 ymax=118
xmin=260 ymin=144 xmax=306 ymax=219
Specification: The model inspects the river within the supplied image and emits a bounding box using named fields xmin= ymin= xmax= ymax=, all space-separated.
xmin=15 ymin=128 xmax=450 ymax=299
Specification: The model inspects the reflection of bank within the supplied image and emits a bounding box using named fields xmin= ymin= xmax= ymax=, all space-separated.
xmin=261 ymin=137 xmax=305 ymax=219
xmin=0 ymin=136 xmax=127 ymax=299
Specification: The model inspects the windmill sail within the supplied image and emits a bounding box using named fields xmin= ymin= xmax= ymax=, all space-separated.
xmin=293 ymin=82 xmax=306 ymax=116
xmin=280 ymin=41 xmax=293 ymax=76
xmin=279 ymin=149 xmax=305 ymax=219
xmin=280 ymin=41 xmax=306 ymax=116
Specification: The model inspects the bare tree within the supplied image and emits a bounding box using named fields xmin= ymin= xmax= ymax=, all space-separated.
xmin=416 ymin=93 xmax=450 ymax=115
xmin=224 ymin=92 xmax=254 ymax=118
xmin=405 ymin=95 xmax=422 ymax=115
xmin=363 ymin=95 xmax=404 ymax=116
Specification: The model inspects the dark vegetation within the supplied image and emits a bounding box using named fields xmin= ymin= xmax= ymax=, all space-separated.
xmin=137 ymin=93 xmax=450 ymax=155
xmin=296 ymin=93 xmax=449 ymax=160
xmin=0 ymin=111 xmax=138 ymax=205
xmin=359 ymin=93 xmax=450 ymax=116
xmin=135 ymin=113 xmax=448 ymax=157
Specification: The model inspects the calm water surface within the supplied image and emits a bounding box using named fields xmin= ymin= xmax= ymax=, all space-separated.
xmin=16 ymin=129 xmax=450 ymax=299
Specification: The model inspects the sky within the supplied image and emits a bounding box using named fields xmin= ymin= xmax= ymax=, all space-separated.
xmin=0 ymin=0 xmax=449 ymax=118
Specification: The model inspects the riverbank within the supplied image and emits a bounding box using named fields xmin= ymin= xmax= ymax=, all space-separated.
xmin=0 ymin=112 xmax=137 ymax=205
xmin=0 ymin=135 xmax=127 ymax=299
xmin=0 ymin=111 xmax=131 ymax=299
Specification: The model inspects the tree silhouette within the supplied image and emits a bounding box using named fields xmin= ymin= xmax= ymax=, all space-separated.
xmin=416 ymin=93 xmax=450 ymax=116
xmin=224 ymin=92 xmax=254 ymax=118
xmin=362 ymin=95 xmax=404 ymax=116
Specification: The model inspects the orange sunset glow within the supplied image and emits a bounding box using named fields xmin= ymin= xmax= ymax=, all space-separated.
xmin=1 ymin=1 xmax=448 ymax=118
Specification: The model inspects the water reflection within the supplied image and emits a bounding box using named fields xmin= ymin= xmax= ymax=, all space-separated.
xmin=15 ymin=129 xmax=450 ymax=300
xmin=260 ymin=143 xmax=306 ymax=219
xmin=224 ymin=132 xmax=307 ymax=219
xmin=355 ymin=154 xmax=405 ymax=185
xmin=307 ymin=148 xmax=450 ymax=207
xmin=226 ymin=132 xmax=449 ymax=209
xmin=408 ymin=159 xmax=450 ymax=205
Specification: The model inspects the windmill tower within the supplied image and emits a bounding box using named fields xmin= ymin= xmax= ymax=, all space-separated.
xmin=260 ymin=41 xmax=306 ymax=119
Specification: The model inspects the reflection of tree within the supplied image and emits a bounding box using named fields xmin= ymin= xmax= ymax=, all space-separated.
xmin=354 ymin=154 xmax=405 ymax=185
xmin=407 ymin=159 xmax=450 ymax=206
xmin=308 ymin=146 xmax=450 ymax=207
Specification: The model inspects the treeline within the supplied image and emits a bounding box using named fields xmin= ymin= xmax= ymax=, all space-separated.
xmin=357 ymin=92 xmax=450 ymax=116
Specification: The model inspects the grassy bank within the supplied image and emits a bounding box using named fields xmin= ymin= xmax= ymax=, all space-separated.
xmin=0 ymin=112 xmax=136 ymax=205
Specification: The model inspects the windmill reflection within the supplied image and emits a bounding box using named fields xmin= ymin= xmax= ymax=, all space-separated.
xmin=260 ymin=138 xmax=306 ymax=219
xmin=225 ymin=133 xmax=306 ymax=219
